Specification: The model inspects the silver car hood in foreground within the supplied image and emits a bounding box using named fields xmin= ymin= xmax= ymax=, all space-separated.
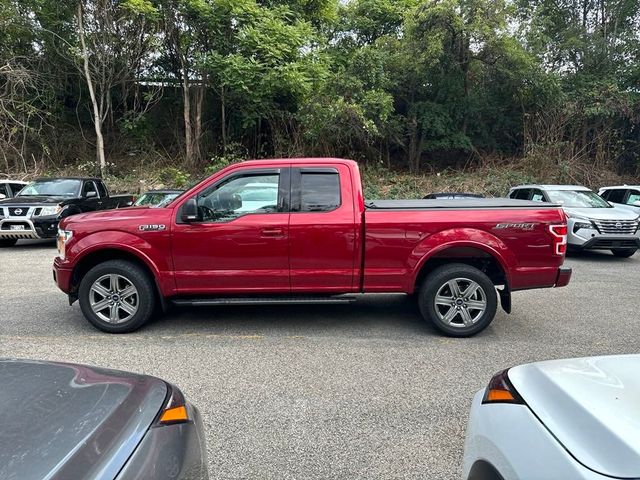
xmin=0 ymin=359 xmax=167 ymax=480
xmin=509 ymin=355 xmax=640 ymax=478
xmin=563 ymin=206 xmax=639 ymax=220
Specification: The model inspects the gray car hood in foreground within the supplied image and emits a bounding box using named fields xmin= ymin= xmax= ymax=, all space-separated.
xmin=509 ymin=355 xmax=640 ymax=478
xmin=563 ymin=206 xmax=639 ymax=220
xmin=0 ymin=359 xmax=167 ymax=480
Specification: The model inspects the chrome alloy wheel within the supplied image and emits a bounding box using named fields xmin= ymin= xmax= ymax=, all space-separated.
xmin=434 ymin=277 xmax=487 ymax=328
xmin=89 ymin=274 xmax=139 ymax=324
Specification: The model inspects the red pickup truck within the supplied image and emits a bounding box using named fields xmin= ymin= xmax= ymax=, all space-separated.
xmin=53 ymin=158 xmax=571 ymax=337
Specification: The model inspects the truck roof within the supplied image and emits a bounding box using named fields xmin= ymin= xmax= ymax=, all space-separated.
xmin=599 ymin=185 xmax=640 ymax=190
xmin=0 ymin=180 xmax=27 ymax=184
xmin=239 ymin=157 xmax=357 ymax=168
xmin=33 ymin=177 xmax=102 ymax=181
xmin=511 ymin=184 xmax=592 ymax=191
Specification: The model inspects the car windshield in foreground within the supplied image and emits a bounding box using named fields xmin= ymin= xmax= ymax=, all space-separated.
xmin=545 ymin=190 xmax=611 ymax=208
xmin=18 ymin=179 xmax=82 ymax=197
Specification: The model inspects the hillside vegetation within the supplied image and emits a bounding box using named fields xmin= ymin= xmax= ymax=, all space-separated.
xmin=1 ymin=0 xmax=639 ymax=188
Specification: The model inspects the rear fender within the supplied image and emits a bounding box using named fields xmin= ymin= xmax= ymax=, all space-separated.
xmin=68 ymin=231 xmax=175 ymax=297
xmin=410 ymin=228 xmax=515 ymax=290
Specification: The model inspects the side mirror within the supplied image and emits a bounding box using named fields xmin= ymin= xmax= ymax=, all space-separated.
xmin=85 ymin=191 xmax=97 ymax=198
xmin=0 ymin=194 xmax=6 ymax=199
xmin=181 ymin=198 xmax=199 ymax=222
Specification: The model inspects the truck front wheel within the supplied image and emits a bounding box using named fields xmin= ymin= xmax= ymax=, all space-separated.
xmin=418 ymin=263 xmax=498 ymax=337
xmin=78 ymin=260 xmax=156 ymax=333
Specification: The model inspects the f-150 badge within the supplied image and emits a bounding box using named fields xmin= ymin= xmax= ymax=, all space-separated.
xmin=494 ymin=223 xmax=535 ymax=230
xmin=139 ymin=224 xmax=166 ymax=231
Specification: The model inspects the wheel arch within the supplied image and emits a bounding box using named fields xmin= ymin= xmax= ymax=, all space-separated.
xmin=70 ymin=247 xmax=167 ymax=310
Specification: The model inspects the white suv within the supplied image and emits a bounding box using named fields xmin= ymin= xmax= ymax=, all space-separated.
xmin=509 ymin=184 xmax=640 ymax=257
xmin=598 ymin=185 xmax=640 ymax=214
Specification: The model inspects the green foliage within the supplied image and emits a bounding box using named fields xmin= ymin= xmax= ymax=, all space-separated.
xmin=158 ymin=166 xmax=191 ymax=187
xmin=1 ymin=0 xmax=639 ymax=175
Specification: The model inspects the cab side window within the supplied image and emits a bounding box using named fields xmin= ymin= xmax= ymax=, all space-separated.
xmin=96 ymin=181 xmax=107 ymax=198
xmin=82 ymin=181 xmax=97 ymax=197
xmin=604 ymin=189 xmax=626 ymax=204
xmin=10 ymin=184 xmax=24 ymax=196
xmin=627 ymin=190 xmax=640 ymax=205
xmin=299 ymin=171 xmax=341 ymax=212
xmin=531 ymin=189 xmax=546 ymax=202
xmin=510 ymin=189 xmax=531 ymax=200
xmin=196 ymin=172 xmax=280 ymax=223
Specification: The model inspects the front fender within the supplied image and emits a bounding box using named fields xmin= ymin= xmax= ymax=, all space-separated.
xmin=67 ymin=230 xmax=175 ymax=296
xmin=409 ymin=228 xmax=516 ymax=289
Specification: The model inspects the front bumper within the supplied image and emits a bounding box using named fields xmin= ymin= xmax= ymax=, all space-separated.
xmin=0 ymin=216 xmax=59 ymax=239
xmin=53 ymin=256 xmax=73 ymax=294
xmin=571 ymin=236 xmax=640 ymax=251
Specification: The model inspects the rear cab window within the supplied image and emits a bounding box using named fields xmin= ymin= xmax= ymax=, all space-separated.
xmin=293 ymin=168 xmax=341 ymax=212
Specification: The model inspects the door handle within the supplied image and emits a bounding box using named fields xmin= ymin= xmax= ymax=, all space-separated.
xmin=261 ymin=228 xmax=285 ymax=238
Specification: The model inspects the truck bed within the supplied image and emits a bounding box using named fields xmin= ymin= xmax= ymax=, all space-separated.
xmin=365 ymin=198 xmax=559 ymax=210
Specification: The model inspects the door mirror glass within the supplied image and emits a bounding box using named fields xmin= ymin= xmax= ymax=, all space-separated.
xmin=85 ymin=190 xmax=97 ymax=198
xmin=0 ymin=193 xmax=6 ymax=199
xmin=181 ymin=198 xmax=199 ymax=222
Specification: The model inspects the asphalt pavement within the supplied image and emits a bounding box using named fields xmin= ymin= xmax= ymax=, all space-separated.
xmin=1 ymin=240 xmax=638 ymax=479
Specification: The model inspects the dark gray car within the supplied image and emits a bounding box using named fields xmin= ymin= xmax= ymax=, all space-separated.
xmin=0 ymin=359 xmax=208 ymax=480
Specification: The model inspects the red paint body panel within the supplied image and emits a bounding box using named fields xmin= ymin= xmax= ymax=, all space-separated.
xmin=53 ymin=158 xmax=570 ymax=304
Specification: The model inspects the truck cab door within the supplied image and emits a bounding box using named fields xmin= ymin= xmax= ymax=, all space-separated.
xmin=81 ymin=181 xmax=101 ymax=211
xmin=289 ymin=165 xmax=358 ymax=293
xmin=171 ymin=168 xmax=291 ymax=294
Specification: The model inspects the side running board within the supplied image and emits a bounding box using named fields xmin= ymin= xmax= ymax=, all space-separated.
xmin=171 ymin=295 xmax=359 ymax=307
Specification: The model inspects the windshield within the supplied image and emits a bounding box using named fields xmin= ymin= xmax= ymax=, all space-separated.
xmin=18 ymin=179 xmax=81 ymax=197
xmin=546 ymin=190 xmax=611 ymax=208
xmin=134 ymin=192 xmax=180 ymax=207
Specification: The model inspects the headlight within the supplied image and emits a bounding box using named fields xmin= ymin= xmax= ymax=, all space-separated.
xmin=38 ymin=205 xmax=62 ymax=216
xmin=56 ymin=228 xmax=73 ymax=259
xmin=573 ymin=221 xmax=596 ymax=233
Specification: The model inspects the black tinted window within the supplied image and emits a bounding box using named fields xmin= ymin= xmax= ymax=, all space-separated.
xmin=82 ymin=181 xmax=97 ymax=197
xmin=604 ymin=189 xmax=626 ymax=203
xmin=300 ymin=172 xmax=340 ymax=212
xmin=511 ymin=189 xmax=531 ymax=200
xmin=96 ymin=181 xmax=107 ymax=198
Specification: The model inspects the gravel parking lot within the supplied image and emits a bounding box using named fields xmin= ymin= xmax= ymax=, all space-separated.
xmin=1 ymin=240 xmax=638 ymax=479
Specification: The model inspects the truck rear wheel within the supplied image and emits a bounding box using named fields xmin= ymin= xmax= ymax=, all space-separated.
xmin=78 ymin=260 xmax=156 ymax=333
xmin=611 ymin=248 xmax=636 ymax=258
xmin=418 ymin=263 xmax=498 ymax=337
xmin=0 ymin=239 xmax=18 ymax=247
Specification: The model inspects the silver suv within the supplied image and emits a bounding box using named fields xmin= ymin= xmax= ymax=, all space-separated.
xmin=509 ymin=185 xmax=640 ymax=257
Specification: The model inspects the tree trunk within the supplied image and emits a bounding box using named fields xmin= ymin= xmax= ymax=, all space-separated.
xmin=220 ymin=85 xmax=227 ymax=152
xmin=181 ymin=64 xmax=194 ymax=166
xmin=77 ymin=1 xmax=106 ymax=177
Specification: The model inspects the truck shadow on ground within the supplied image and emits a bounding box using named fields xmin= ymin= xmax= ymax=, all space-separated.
xmin=143 ymin=294 xmax=457 ymax=338
xmin=9 ymin=240 xmax=56 ymax=250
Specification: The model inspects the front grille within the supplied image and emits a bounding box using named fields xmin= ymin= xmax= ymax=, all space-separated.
xmin=8 ymin=207 xmax=29 ymax=217
xmin=593 ymin=219 xmax=639 ymax=235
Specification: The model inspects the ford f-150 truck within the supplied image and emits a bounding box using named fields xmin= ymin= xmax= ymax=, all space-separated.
xmin=0 ymin=177 xmax=134 ymax=246
xmin=53 ymin=158 xmax=571 ymax=337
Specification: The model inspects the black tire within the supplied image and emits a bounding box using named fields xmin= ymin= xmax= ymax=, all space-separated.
xmin=418 ymin=263 xmax=498 ymax=337
xmin=0 ymin=239 xmax=18 ymax=247
xmin=611 ymin=248 xmax=636 ymax=258
xmin=78 ymin=260 xmax=156 ymax=333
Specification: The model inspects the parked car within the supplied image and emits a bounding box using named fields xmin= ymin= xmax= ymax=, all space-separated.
xmin=0 ymin=358 xmax=208 ymax=480
xmin=0 ymin=180 xmax=27 ymax=199
xmin=0 ymin=177 xmax=134 ymax=247
xmin=134 ymin=189 xmax=183 ymax=208
xmin=463 ymin=355 xmax=640 ymax=480
xmin=509 ymin=184 xmax=640 ymax=257
xmin=598 ymin=185 xmax=640 ymax=214
xmin=423 ymin=192 xmax=484 ymax=199
xmin=53 ymin=158 xmax=571 ymax=337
